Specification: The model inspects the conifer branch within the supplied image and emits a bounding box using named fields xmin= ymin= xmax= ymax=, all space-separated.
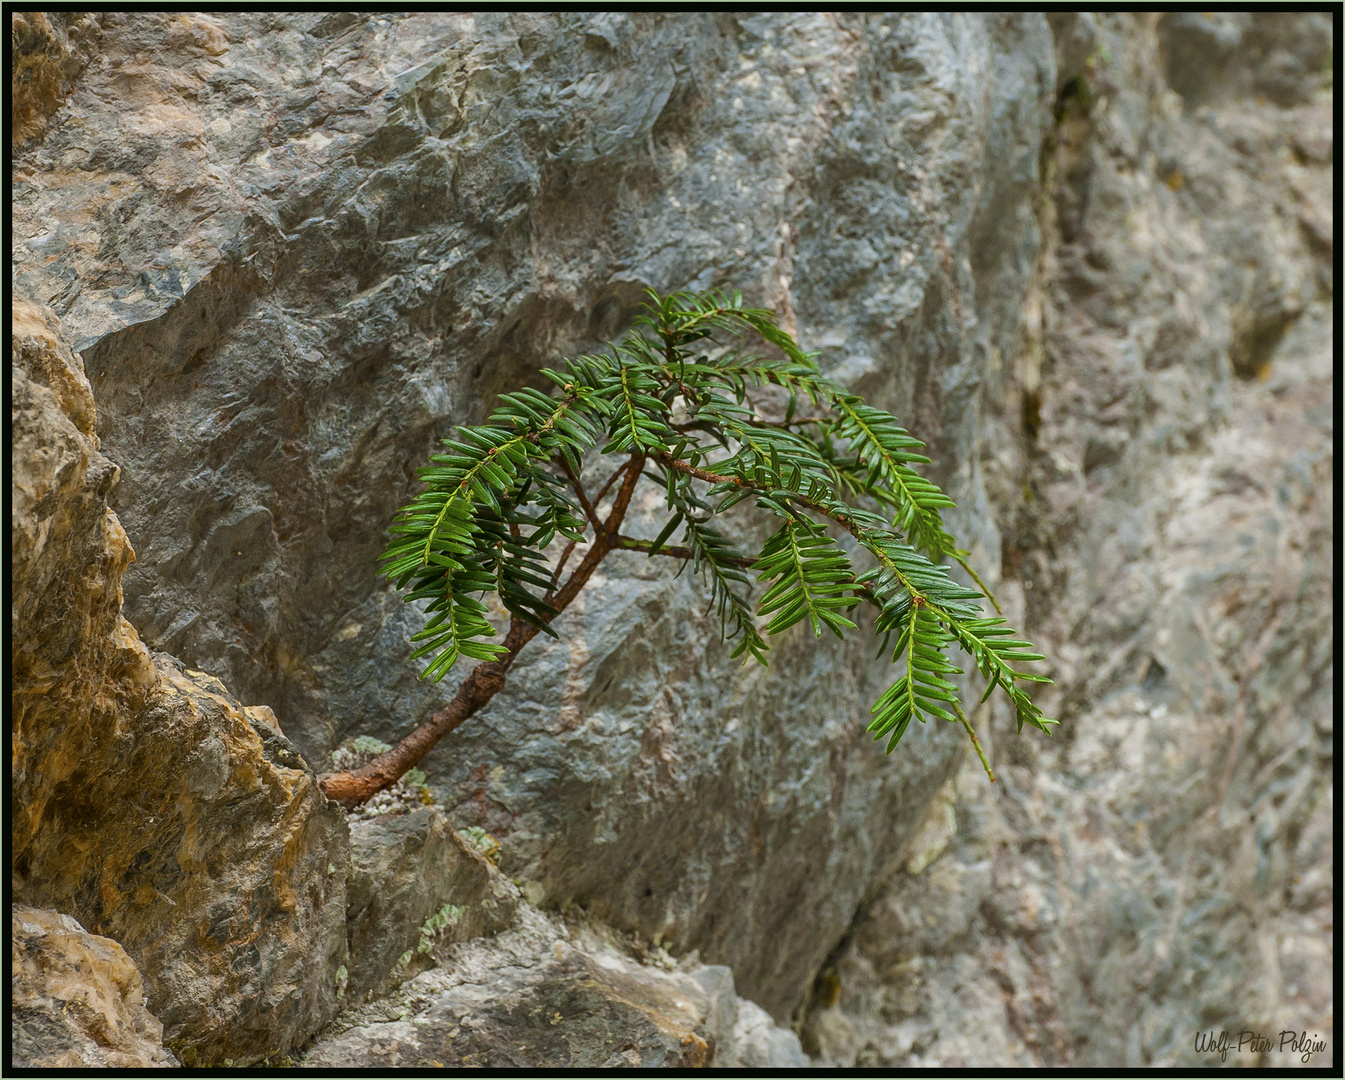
xmin=591 ymin=460 xmax=629 ymax=509
xmin=320 ymin=288 xmax=1052 ymax=808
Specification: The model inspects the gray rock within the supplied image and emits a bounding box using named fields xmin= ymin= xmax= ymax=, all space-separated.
xmin=11 ymin=11 xmax=1057 ymax=1022
xmin=730 ymin=999 xmax=811 ymax=1068
xmin=802 ymin=12 xmax=1334 ymax=1069
xmin=12 ymin=10 xmax=1329 ymax=1069
xmin=304 ymin=905 xmax=806 ymax=1068
xmin=10 ymin=12 xmax=102 ymax=147
xmin=11 ymin=905 xmax=177 ymax=1069
xmin=345 ymin=807 xmax=520 ymax=1002
xmin=1158 ymin=12 xmax=1333 ymax=108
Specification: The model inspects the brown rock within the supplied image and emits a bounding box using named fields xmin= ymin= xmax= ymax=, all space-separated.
xmin=11 ymin=301 xmax=154 ymax=867
xmin=10 ymin=300 xmax=350 ymax=1066
xmin=11 ymin=298 xmax=98 ymax=441
xmin=11 ymin=904 xmax=176 ymax=1069
xmin=9 ymin=12 xmax=102 ymax=147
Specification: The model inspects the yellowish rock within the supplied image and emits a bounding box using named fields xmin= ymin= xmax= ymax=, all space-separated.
xmin=11 ymin=904 xmax=176 ymax=1069
xmin=11 ymin=300 xmax=350 ymax=1066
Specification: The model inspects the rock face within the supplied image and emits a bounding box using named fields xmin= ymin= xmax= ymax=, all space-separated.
xmin=10 ymin=11 xmax=1059 ymax=1022
xmin=801 ymin=12 xmax=1334 ymax=1069
xmin=11 ymin=905 xmax=176 ymax=1069
xmin=304 ymin=905 xmax=808 ymax=1068
xmin=345 ymin=807 xmax=520 ymax=1003
xmin=10 ymin=10 xmax=1333 ymax=1070
xmin=10 ymin=299 xmax=350 ymax=1067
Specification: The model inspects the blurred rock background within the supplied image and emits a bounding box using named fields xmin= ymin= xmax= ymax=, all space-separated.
xmin=11 ymin=11 xmax=1332 ymax=1068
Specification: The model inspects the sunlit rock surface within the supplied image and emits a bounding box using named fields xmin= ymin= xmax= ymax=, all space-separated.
xmin=11 ymin=905 xmax=176 ymax=1069
xmin=11 ymin=300 xmax=349 ymax=1067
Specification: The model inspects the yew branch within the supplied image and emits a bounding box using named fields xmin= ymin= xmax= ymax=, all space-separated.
xmin=318 ymin=452 xmax=646 ymax=809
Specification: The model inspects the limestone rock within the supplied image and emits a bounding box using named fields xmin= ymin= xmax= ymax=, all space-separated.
xmin=11 ymin=905 xmax=176 ymax=1069
xmin=10 ymin=300 xmax=350 ymax=1067
xmin=345 ymin=807 xmax=520 ymax=1002
xmin=802 ymin=12 xmax=1334 ymax=1069
xmin=10 ymin=11 xmax=1057 ymax=1022
xmin=304 ymin=906 xmax=807 ymax=1068
xmin=1158 ymin=11 xmax=1333 ymax=107
xmin=729 ymin=998 xmax=811 ymax=1068
xmin=10 ymin=10 xmax=1331 ymax=1069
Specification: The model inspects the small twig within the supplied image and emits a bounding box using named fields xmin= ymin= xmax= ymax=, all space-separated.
xmin=614 ymin=534 xmax=756 ymax=567
xmin=590 ymin=461 xmax=628 ymax=511
xmin=545 ymin=537 xmax=580 ymax=600
xmin=612 ymin=535 xmax=879 ymax=609
xmin=953 ymin=701 xmax=995 ymax=782
xmin=755 ymin=416 xmax=833 ymax=428
xmin=658 ymin=453 xmax=942 ymax=614
xmin=659 ymin=454 xmax=748 ymax=489
xmin=557 ymin=455 xmax=603 ymax=533
xmin=955 ymin=554 xmax=1003 ymax=615
xmin=603 ymin=453 xmax=646 ymax=535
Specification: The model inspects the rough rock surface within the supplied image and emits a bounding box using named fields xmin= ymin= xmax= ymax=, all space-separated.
xmin=10 ymin=10 xmax=1333 ymax=1070
xmin=9 ymin=12 xmax=102 ymax=147
xmin=11 ymin=905 xmax=176 ymax=1069
xmin=345 ymin=807 xmax=520 ymax=1003
xmin=801 ymin=13 xmax=1334 ymax=1068
xmin=10 ymin=11 xmax=1058 ymax=1021
xmin=304 ymin=905 xmax=808 ymax=1068
xmin=10 ymin=300 xmax=350 ymax=1067
xmin=730 ymin=998 xmax=812 ymax=1069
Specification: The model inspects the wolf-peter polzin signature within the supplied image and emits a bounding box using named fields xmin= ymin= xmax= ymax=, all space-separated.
xmin=1194 ymin=1029 xmax=1327 ymax=1064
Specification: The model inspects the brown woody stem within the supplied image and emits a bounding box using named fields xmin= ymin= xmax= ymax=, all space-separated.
xmin=657 ymin=452 xmax=930 ymax=607
xmin=613 ymin=533 xmax=755 ymax=567
xmin=318 ymin=452 xmax=646 ymax=809
xmin=545 ymin=537 xmax=579 ymax=598
xmin=590 ymin=460 xmax=628 ymax=510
